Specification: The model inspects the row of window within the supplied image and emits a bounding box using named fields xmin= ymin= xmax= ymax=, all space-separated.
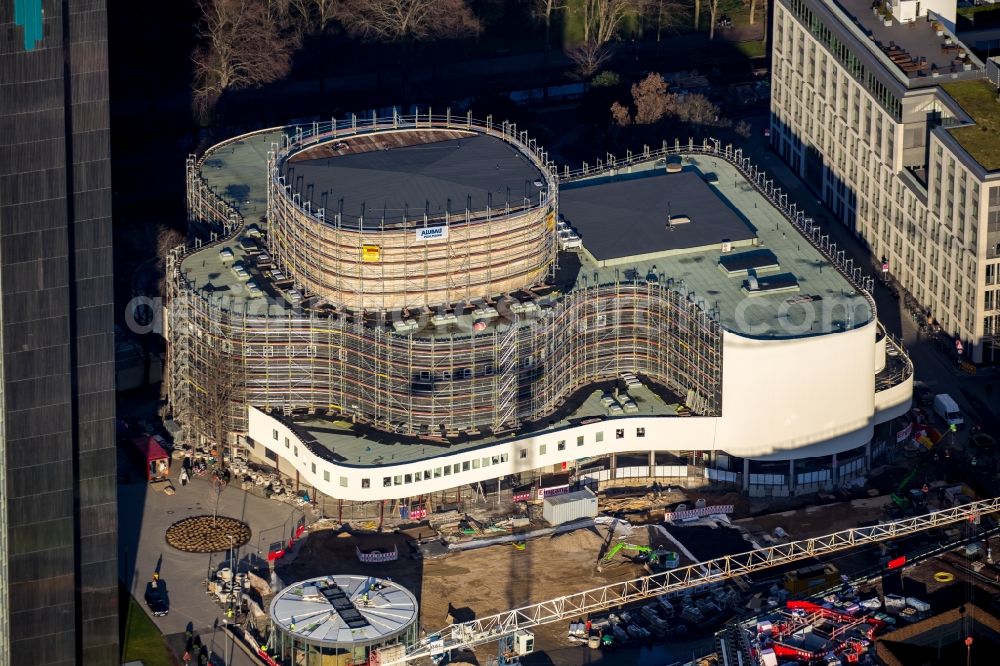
xmin=269 ymin=426 xmax=649 ymax=491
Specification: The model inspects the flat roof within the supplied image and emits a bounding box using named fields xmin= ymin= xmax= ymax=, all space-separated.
xmin=282 ymin=134 xmax=545 ymax=226
xmin=181 ymin=133 xmax=874 ymax=339
xmin=563 ymin=155 xmax=872 ymax=338
xmin=832 ymin=0 xmax=983 ymax=83
xmin=269 ymin=575 xmax=417 ymax=646
xmin=287 ymin=384 xmax=680 ymax=468
xmin=558 ymin=170 xmax=757 ymax=262
xmin=942 ymin=79 xmax=1000 ymax=171
xmin=544 ymin=488 xmax=596 ymax=505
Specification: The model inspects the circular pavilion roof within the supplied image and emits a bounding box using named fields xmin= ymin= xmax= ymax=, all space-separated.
xmin=268 ymin=574 xmax=418 ymax=647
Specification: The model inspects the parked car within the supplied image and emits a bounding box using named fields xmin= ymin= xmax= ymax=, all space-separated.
xmin=144 ymin=583 xmax=169 ymax=617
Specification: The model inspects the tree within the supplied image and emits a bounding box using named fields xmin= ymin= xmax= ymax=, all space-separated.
xmin=708 ymin=0 xmax=721 ymax=40
xmin=611 ymin=100 xmax=632 ymax=126
xmin=631 ymin=72 xmax=669 ymax=125
xmin=638 ymin=0 xmax=684 ymax=44
xmin=290 ymin=0 xmax=341 ymax=33
xmin=566 ymin=0 xmax=638 ymax=79
xmin=338 ymin=0 xmax=479 ymax=41
xmin=192 ymin=0 xmax=299 ymax=120
xmin=567 ymin=41 xmax=611 ymax=80
xmin=747 ymin=0 xmax=758 ymax=25
xmin=533 ymin=0 xmax=566 ymax=54
xmin=578 ymin=0 xmax=638 ymax=46
xmin=670 ymin=92 xmax=721 ymax=126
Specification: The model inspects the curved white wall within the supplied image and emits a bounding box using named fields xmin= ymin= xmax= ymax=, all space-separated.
xmin=248 ymin=319 xmax=908 ymax=501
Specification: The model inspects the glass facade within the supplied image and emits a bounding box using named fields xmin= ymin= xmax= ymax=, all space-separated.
xmin=270 ymin=621 xmax=419 ymax=666
xmin=0 ymin=1 xmax=118 ymax=663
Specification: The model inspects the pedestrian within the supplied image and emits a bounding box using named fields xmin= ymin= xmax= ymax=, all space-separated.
xmin=180 ymin=469 xmax=189 ymax=486
xmin=182 ymin=650 xmax=191 ymax=666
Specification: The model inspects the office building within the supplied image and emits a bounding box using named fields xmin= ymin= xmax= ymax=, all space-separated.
xmin=770 ymin=0 xmax=1000 ymax=363
xmin=0 ymin=1 xmax=118 ymax=662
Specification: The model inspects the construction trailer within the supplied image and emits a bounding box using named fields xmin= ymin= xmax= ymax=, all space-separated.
xmin=543 ymin=488 xmax=598 ymax=525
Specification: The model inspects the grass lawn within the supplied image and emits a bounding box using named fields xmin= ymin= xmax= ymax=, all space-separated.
xmin=121 ymin=596 xmax=176 ymax=666
xmin=942 ymin=80 xmax=1000 ymax=171
xmin=734 ymin=40 xmax=767 ymax=58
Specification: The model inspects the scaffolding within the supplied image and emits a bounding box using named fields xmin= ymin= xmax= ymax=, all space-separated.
xmin=169 ymin=119 xmax=747 ymax=446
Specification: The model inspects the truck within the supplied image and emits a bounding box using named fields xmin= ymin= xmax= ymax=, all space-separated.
xmin=933 ymin=393 xmax=964 ymax=430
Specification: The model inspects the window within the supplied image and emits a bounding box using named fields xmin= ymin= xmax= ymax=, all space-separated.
xmin=637 ymin=428 xmax=645 ymax=438
xmin=519 ymin=448 xmax=527 ymax=459
xmin=394 ymin=475 xmax=403 ymax=485
xmin=272 ymin=429 xmax=278 ymax=440
xmin=453 ymin=464 xmax=460 ymax=474
xmin=558 ymin=441 xmax=566 ymax=452
xmin=424 ymin=470 xmax=432 ymax=480
xmin=383 ymin=477 xmax=392 ymax=487
xmin=311 ymin=463 xmax=316 ymax=473
xmin=595 ymin=431 xmax=604 ymax=443
xmin=362 ymin=478 xmax=371 ymax=489
xmin=340 ymin=476 xmax=348 ymax=488
xmin=404 ymin=474 xmax=412 ymax=484
xmin=539 ymin=444 xmax=547 ymax=456
xmin=500 ymin=453 xmax=509 ymax=463
xmin=284 ymin=437 xmax=290 ymax=449
xmin=482 ymin=457 xmax=491 ymax=468
xmin=577 ymin=435 xmax=584 ymax=447
xmin=616 ymin=429 xmax=625 ymax=439
xmin=472 ymin=459 xmax=480 ymax=469
xmin=293 ymin=446 xmax=298 ymax=457
xmin=323 ymin=470 xmax=329 ymax=481
xmin=462 ymin=461 xmax=470 ymax=472
xmin=434 ymin=468 xmax=442 ymax=478
xmin=444 ymin=466 xmax=451 ymax=476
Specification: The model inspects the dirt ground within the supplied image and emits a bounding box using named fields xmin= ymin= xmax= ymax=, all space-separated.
xmin=276 ymin=524 xmax=656 ymax=664
xmin=733 ymin=498 xmax=891 ymax=543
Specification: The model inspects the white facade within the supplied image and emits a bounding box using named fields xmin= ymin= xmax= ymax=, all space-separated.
xmin=771 ymin=0 xmax=1000 ymax=363
xmin=247 ymin=320 xmax=912 ymax=501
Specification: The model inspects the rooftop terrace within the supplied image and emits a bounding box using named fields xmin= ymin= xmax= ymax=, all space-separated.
xmin=942 ymin=79 xmax=1000 ymax=171
xmin=830 ymin=0 xmax=983 ymax=84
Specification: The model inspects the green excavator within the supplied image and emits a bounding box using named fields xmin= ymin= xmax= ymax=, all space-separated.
xmin=597 ymin=543 xmax=680 ymax=572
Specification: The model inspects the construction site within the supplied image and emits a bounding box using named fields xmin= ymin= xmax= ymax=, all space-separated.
xmin=166 ymin=113 xmax=912 ymax=523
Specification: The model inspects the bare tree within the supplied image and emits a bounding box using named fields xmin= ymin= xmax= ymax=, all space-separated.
xmin=291 ymin=0 xmax=341 ymax=33
xmin=567 ymin=41 xmax=611 ymax=79
xmin=192 ymin=0 xmax=299 ymax=120
xmin=631 ymin=72 xmax=669 ymax=124
xmin=578 ymin=0 xmax=638 ymax=45
xmin=638 ymin=0 xmax=684 ymax=44
xmin=708 ymin=0 xmax=721 ymax=39
xmin=694 ymin=0 xmax=700 ymax=30
xmin=747 ymin=0 xmax=758 ymax=25
xmin=533 ymin=0 xmax=566 ymax=53
xmin=339 ymin=0 xmax=479 ymax=41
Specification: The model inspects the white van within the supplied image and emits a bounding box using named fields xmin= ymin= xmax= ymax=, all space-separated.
xmin=933 ymin=393 xmax=964 ymax=430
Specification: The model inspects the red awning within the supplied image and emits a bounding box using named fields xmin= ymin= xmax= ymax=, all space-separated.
xmin=132 ymin=436 xmax=169 ymax=463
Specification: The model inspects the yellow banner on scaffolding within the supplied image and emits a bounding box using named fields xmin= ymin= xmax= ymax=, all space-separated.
xmin=546 ymin=211 xmax=556 ymax=230
xmin=361 ymin=245 xmax=381 ymax=262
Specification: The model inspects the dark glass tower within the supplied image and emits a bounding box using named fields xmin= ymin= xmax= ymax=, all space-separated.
xmin=0 ymin=1 xmax=118 ymax=663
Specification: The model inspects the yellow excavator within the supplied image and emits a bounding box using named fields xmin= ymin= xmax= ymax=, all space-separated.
xmin=597 ymin=543 xmax=680 ymax=572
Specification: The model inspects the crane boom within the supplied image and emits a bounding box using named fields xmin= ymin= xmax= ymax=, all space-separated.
xmin=386 ymin=497 xmax=1000 ymax=664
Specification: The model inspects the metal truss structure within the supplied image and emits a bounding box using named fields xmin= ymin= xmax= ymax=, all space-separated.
xmin=387 ymin=497 xmax=1000 ymax=663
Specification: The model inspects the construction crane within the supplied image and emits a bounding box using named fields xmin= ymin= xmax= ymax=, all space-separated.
xmin=596 ymin=543 xmax=680 ymax=572
xmin=378 ymin=497 xmax=1000 ymax=665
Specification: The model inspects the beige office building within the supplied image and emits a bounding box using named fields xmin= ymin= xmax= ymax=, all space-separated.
xmin=771 ymin=0 xmax=1000 ymax=362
